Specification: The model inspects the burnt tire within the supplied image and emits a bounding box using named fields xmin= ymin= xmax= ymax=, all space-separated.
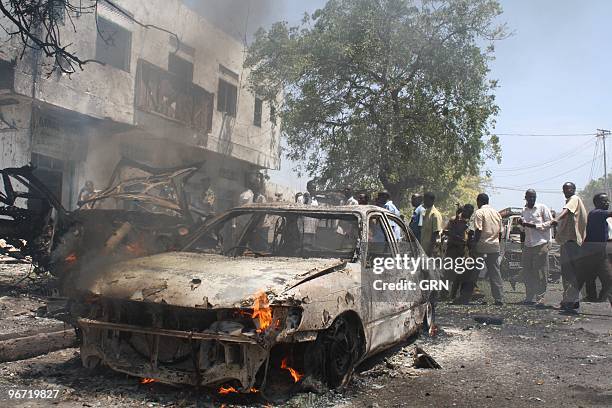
xmin=322 ymin=315 xmax=361 ymax=388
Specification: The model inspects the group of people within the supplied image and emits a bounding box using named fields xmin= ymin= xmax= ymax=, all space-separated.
xmin=409 ymin=192 xmax=504 ymax=304
xmin=291 ymin=181 xmax=611 ymax=311
xmin=407 ymin=183 xmax=611 ymax=311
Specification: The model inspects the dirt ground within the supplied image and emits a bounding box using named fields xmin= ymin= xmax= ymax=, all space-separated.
xmin=0 ymin=263 xmax=610 ymax=408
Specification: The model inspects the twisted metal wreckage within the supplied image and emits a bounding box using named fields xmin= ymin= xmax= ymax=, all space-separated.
xmin=0 ymin=160 xmax=438 ymax=398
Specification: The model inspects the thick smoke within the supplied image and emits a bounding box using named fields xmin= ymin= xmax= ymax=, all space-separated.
xmin=184 ymin=0 xmax=285 ymax=42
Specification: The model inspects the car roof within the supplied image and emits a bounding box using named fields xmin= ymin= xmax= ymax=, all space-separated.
xmin=231 ymin=203 xmax=397 ymax=216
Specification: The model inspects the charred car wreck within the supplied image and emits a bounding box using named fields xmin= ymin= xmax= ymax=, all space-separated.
xmin=68 ymin=204 xmax=438 ymax=397
xmin=0 ymin=159 xmax=201 ymax=277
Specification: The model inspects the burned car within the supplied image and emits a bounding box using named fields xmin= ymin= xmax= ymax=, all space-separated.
xmin=69 ymin=204 xmax=438 ymax=396
xmin=0 ymin=159 xmax=201 ymax=277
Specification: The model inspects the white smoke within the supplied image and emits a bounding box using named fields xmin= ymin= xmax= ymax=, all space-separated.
xmin=183 ymin=0 xmax=287 ymax=42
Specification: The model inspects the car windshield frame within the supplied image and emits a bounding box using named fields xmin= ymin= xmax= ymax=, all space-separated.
xmin=185 ymin=208 xmax=362 ymax=261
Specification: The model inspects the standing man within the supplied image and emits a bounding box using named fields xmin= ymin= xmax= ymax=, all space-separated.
xmin=444 ymin=204 xmax=475 ymax=301
xmin=375 ymin=190 xmax=400 ymax=216
xmin=343 ymin=186 xmax=359 ymax=205
xmin=581 ymin=193 xmax=612 ymax=305
xmin=420 ymin=192 xmax=443 ymax=256
xmin=357 ymin=192 xmax=369 ymax=205
xmin=520 ymin=189 xmax=553 ymax=306
xmin=376 ymin=190 xmax=400 ymax=239
xmin=551 ymin=182 xmax=587 ymax=313
xmin=459 ymin=193 xmax=504 ymax=305
xmin=409 ymin=193 xmax=425 ymax=242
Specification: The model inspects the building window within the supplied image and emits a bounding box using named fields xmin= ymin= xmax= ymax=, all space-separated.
xmin=217 ymin=79 xmax=237 ymax=117
xmin=219 ymin=64 xmax=239 ymax=82
xmin=96 ymin=17 xmax=132 ymax=72
xmin=253 ymin=98 xmax=262 ymax=127
xmin=168 ymin=54 xmax=194 ymax=83
xmin=270 ymin=104 xmax=277 ymax=125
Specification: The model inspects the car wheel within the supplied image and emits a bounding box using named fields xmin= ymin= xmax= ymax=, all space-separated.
xmin=422 ymin=301 xmax=435 ymax=336
xmin=323 ymin=315 xmax=360 ymax=388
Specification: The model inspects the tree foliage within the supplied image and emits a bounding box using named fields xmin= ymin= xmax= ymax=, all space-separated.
xmin=245 ymin=0 xmax=505 ymax=205
xmin=580 ymin=174 xmax=612 ymax=211
xmin=432 ymin=173 xmax=491 ymax=218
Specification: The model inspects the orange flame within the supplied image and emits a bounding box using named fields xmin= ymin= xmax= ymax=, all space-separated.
xmin=64 ymin=253 xmax=77 ymax=264
xmin=217 ymin=385 xmax=258 ymax=395
xmin=252 ymin=291 xmax=272 ymax=332
xmin=281 ymin=357 xmax=303 ymax=383
xmin=140 ymin=378 xmax=156 ymax=384
xmin=218 ymin=385 xmax=238 ymax=394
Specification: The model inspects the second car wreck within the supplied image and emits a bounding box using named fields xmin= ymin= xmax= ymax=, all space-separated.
xmin=0 ymin=159 xmax=202 ymax=277
xmin=66 ymin=204 xmax=439 ymax=398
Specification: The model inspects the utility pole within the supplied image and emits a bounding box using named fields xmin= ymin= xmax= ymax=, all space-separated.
xmin=597 ymin=129 xmax=612 ymax=197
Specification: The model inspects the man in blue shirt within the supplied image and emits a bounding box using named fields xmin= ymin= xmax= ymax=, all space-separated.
xmin=376 ymin=191 xmax=400 ymax=216
xmin=582 ymin=193 xmax=612 ymax=305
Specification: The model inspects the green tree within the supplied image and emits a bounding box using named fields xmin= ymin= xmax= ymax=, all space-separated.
xmin=245 ymin=0 xmax=505 ymax=205
xmin=435 ymin=174 xmax=491 ymax=219
xmin=580 ymin=175 xmax=612 ymax=211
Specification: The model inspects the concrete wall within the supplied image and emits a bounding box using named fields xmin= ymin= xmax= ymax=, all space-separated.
xmin=0 ymin=103 xmax=31 ymax=169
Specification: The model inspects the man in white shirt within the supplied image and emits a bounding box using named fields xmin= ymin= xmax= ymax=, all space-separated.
xmin=409 ymin=193 xmax=425 ymax=241
xmin=519 ymin=189 xmax=553 ymax=305
xmin=342 ymin=186 xmax=359 ymax=205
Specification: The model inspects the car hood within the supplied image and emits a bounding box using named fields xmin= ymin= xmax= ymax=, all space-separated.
xmin=73 ymin=252 xmax=347 ymax=308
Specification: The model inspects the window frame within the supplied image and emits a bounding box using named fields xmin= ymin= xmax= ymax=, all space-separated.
xmin=253 ymin=97 xmax=263 ymax=127
xmin=95 ymin=16 xmax=132 ymax=72
xmin=365 ymin=212 xmax=394 ymax=265
xmin=168 ymin=53 xmax=194 ymax=83
xmin=217 ymin=79 xmax=238 ymax=117
xmin=386 ymin=213 xmax=420 ymax=257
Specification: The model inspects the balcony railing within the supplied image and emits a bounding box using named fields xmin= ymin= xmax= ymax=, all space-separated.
xmin=135 ymin=60 xmax=213 ymax=133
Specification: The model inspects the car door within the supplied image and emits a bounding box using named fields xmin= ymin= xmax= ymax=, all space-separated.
xmin=362 ymin=211 xmax=413 ymax=351
xmin=386 ymin=213 xmax=423 ymax=306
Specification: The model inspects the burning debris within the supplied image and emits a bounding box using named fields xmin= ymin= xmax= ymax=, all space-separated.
xmin=252 ymin=291 xmax=273 ymax=332
xmin=0 ymin=160 xmax=203 ymax=279
xmin=281 ymin=357 xmax=304 ymax=383
xmin=218 ymin=385 xmax=259 ymax=395
xmin=218 ymin=385 xmax=238 ymax=395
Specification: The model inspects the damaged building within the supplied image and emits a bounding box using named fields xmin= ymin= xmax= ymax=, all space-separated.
xmin=0 ymin=0 xmax=281 ymax=211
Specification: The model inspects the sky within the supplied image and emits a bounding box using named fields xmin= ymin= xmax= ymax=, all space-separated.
xmin=188 ymin=0 xmax=612 ymax=211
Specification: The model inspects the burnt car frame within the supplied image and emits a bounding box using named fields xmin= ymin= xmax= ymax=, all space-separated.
xmin=0 ymin=159 xmax=201 ymax=276
xmin=69 ymin=203 xmax=438 ymax=396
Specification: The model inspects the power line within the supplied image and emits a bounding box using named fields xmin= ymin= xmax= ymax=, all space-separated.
xmin=491 ymin=185 xmax=559 ymax=193
xmin=514 ymin=155 xmax=602 ymax=187
xmin=494 ymin=132 xmax=597 ymax=137
xmin=492 ymin=138 xmax=595 ymax=175
xmin=588 ymin=137 xmax=601 ymax=182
